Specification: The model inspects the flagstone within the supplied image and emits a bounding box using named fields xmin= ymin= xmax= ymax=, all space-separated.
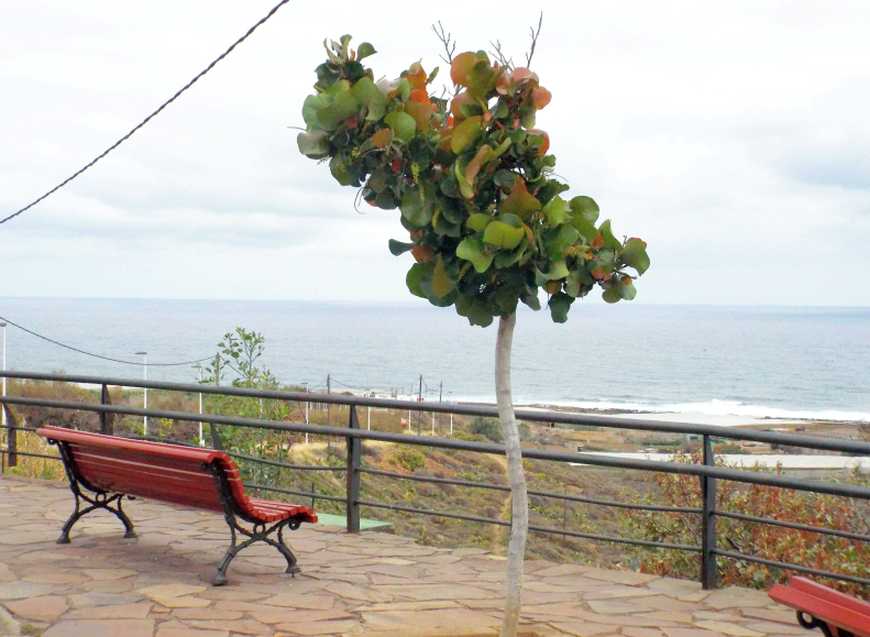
xmin=0 ymin=581 xmax=54 ymax=600
xmin=274 ymin=618 xmax=362 ymax=635
xmin=4 ymin=595 xmax=68 ymax=622
xmin=66 ymin=602 xmax=152 ymax=620
xmin=695 ymin=621 xmax=764 ymax=637
xmin=739 ymin=608 xmax=799 ymax=625
xmin=172 ymin=607 xmax=244 ymax=620
xmin=261 ymin=593 xmax=336 ymax=609
xmin=549 ymin=622 xmax=614 ymax=637
xmin=43 ymin=618 xmax=154 ymax=637
xmin=155 ymin=621 xmax=229 ymax=637
xmin=83 ymin=568 xmax=138 ymax=581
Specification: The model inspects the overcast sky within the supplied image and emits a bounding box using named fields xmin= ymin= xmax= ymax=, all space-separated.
xmin=2 ymin=1 xmax=869 ymax=305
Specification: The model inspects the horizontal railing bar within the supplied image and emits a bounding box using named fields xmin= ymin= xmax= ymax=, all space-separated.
xmin=3 ymin=396 xmax=868 ymax=499
xmin=713 ymin=548 xmax=870 ymax=586
xmin=527 ymin=523 xmax=702 ymax=552
xmin=715 ymin=510 xmax=870 ymax=542
xmin=0 ymin=424 xmax=40 ymax=432
xmin=360 ymin=467 xmax=700 ymax=514
xmin=230 ymin=451 xmax=345 ymax=472
xmin=527 ymin=489 xmax=701 ymax=514
xmin=0 ymin=448 xmax=61 ymax=461
xmin=359 ymin=467 xmax=510 ymax=491
xmin=357 ymin=499 xmax=699 ymax=552
xmin=358 ymin=499 xmax=511 ymax=526
xmin=3 ymin=370 xmax=868 ymax=454
xmin=245 ymin=483 xmax=346 ymax=504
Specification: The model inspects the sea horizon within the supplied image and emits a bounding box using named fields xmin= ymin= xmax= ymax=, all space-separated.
xmin=2 ymin=297 xmax=869 ymax=424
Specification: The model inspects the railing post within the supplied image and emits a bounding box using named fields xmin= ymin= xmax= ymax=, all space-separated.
xmin=210 ymin=422 xmax=223 ymax=450
xmin=3 ymin=405 xmax=17 ymax=467
xmin=700 ymin=434 xmax=718 ymax=589
xmin=99 ymin=384 xmax=114 ymax=435
xmin=346 ymin=405 xmax=361 ymax=533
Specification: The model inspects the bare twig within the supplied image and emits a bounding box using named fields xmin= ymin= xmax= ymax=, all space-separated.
xmin=432 ymin=21 xmax=456 ymax=65
xmin=489 ymin=39 xmax=514 ymax=70
xmin=525 ymin=11 xmax=544 ymax=67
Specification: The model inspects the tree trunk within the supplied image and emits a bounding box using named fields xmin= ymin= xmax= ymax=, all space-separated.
xmin=496 ymin=312 xmax=528 ymax=637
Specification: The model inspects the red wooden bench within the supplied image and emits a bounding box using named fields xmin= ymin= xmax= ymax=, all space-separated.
xmin=37 ymin=425 xmax=317 ymax=586
xmin=769 ymin=576 xmax=870 ymax=637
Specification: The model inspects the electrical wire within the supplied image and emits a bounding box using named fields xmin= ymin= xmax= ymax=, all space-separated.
xmin=0 ymin=0 xmax=293 ymax=226
xmin=0 ymin=315 xmax=213 ymax=367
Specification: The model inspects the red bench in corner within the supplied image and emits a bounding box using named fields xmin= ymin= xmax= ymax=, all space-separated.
xmin=38 ymin=425 xmax=317 ymax=586
xmin=769 ymin=576 xmax=870 ymax=637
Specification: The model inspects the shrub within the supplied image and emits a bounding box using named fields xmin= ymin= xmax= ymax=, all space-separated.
xmin=623 ymin=454 xmax=869 ymax=596
xmin=470 ymin=416 xmax=502 ymax=442
xmin=395 ymin=448 xmax=425 ymax=472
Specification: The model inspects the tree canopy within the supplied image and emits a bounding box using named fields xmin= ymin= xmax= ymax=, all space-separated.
xmin=298 ymin=35 xmax=650 ymax=326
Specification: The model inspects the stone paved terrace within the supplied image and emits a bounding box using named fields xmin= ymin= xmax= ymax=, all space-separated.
xmin=0 ymin=477 xmax=805 ymax=637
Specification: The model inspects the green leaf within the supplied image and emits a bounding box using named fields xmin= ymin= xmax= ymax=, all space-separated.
xmin=466 ymin=213 xmax=492 ymax=232
xmin=329 ymin=155 xmax=355 ymax=186
xmin=351 ymin=77 xmax=386 ymax=121
xmin=542 ymin=195 xmax=571 ymax=226
xmin=538 ymin=260 xmax=570 ymax=282
xmin=357 ymin=42 xmax=376 ymax=60
xmin=450 ymin=116 xmax=483 ymax=154
xmin=397 ymin=78 xmax=411 ymax=102
xmin=456 ymin=237 xmax=494 ymax=273
xmin=618 ymin=277 xmax=637 ymax=300
xmin=406 ymin=263 xmax=429 ymax=298
xmin=602 ymin=286 xmax=622 ymax=304
xmin=302 ymin=94 xmax=329 ymax=128
xmin=521 ymin=290 xmax=541 ymax=311
xmin=388 ymin=239 xmax=414 ymax=256
xmin=316 ymin=91 xmax=359 ymax=130
xmin=454 ymin=159 xmax=475 ymax=199
xmin=483 ymin=221 xmax=525 ymax=250
xmin=598 ymin=219 xmax=622 ymax=250
xmin=431 ymin=256 xmax=455 ymax=298
xmin=494 ymin=169 xmax=517 ymax=189
xmin=622 ymin=238 xmax=650 ymax=275
xmin=296 ymin=130 xmax=330 ymax=158
xmin=548 ymin=292 xmax=573 ymax=323
xmin=572 ymin=215 xmax=598 ymax=243
xmin=570 ymin=196 xmax=600 ymax=224
xmin=399 ymin=187 xmax=432 ymax=227
xmin=544 ymin=224 xmax=580 ymax=260
xmin=384 ymin=111 xmax=416 ymax=143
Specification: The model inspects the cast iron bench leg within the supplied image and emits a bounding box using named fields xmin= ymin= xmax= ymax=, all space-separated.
xmin=213 ymin=513 xmax=302 ymax=586
xmin=52 ymin=439 xmax=136 ymax=544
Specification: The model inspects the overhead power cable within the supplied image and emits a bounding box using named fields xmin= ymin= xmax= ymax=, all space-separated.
xmin=0 ymin=0 xmax=292 ymax=226
xmin=0 ymin=315 xmax=213 ymax=367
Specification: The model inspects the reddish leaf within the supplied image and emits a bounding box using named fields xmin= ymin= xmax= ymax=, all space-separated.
xmin=527 ymin=129 xmax=550 ymax=156
xmin=370 ymin=128 xmax=392 ymax=149
xmin=531 ymin=86 xmax=552 ymax=109
xmin=501 ymin=176 xmax=541 ymax=219
xmin=451 ymin=52 xmax=479 ymax=85
xmin=406 ymin=63 xmax=427 ymax=89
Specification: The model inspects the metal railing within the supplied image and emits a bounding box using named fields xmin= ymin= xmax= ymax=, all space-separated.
xmin=1 ymin=370 xmax=868 ymax=590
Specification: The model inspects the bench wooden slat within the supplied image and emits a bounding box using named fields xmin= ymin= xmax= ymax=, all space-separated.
xmin=38 ymin=426 xmax=317 ymax=526
xmin=73 ymin=458 xmax=224 ymax=509
xmin=769 ymin=577 xmax=870 ymax=637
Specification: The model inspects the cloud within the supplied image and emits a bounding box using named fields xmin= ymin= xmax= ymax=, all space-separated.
xmin=2 ymin=1 xmax=870 ymax=304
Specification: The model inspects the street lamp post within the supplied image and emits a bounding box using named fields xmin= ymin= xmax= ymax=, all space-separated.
xmin=135 ymin=351 xmax=148 ymax=435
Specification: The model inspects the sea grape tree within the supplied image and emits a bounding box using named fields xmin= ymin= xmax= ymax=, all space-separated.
xmin=297 ymin=33 xmax=649 ymax=637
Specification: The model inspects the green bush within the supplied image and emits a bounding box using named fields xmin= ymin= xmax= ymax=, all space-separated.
xmin=395 ymin=448 xmax=425 ymax=472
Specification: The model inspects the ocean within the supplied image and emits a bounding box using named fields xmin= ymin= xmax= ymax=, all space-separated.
xmin=1 ymin=298 xmax=869 ymax=423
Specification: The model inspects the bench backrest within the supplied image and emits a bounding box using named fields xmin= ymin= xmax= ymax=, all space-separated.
xmin=37 ymin=425 xmax=245 ymax=513
xmin=769 ymin=576 xmax=870 ymax=637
